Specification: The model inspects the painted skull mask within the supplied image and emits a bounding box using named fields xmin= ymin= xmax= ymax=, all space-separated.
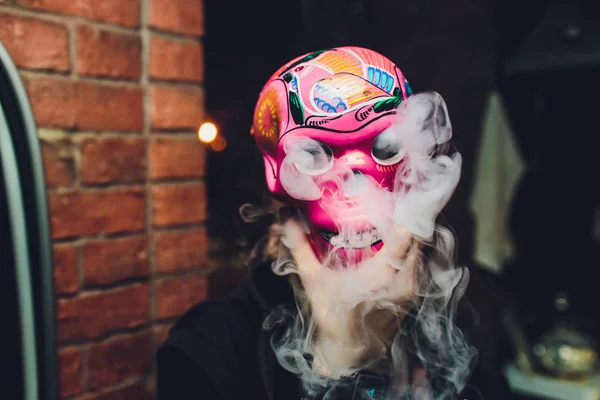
xmin=252 ymin=47 xmax=443 ymax=265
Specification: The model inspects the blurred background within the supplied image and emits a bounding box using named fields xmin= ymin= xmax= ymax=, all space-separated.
xmin=0 ymin=0 xmax=599 ymax=399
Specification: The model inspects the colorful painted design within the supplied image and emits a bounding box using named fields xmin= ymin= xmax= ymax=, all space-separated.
xmin=367 ymin=66 xmax=395 ymax=92
xmin=313 ymin=50 xmax=363 ymax=75
xmin=375 ymin=163 xmax=400 ymax=173
xmin=311 ymin=74 xmax=389 ymax=115
xmin=348 ymin=47 xmax=396 ymax=79
xmin=251 ymin=46 xmax=411 ymax=158
xmin=253 ymin=86 xmax=280 ymax=155
xmin=373 ymin=87 xmax=403 ymax=114
xmin=404 ymin=78 xmax=413 ymax=96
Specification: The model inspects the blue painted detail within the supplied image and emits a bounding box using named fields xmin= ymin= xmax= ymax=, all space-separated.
xmin=373 ymin=69 xmax=381 ymax=86
xmin=314 ymin=97 xmax=347 ymax=113
xmin=368 ymin=67 xmax=375 ymax=84
xmin=404 ymin=79 xmax=413 ymax=95
xmin=380 ymin=73 xmax=388 ymax=90
xmin=367 ymin=66 xmax=396 ymax=93
xmin=386 ymin=77 xmax=394 ymax=92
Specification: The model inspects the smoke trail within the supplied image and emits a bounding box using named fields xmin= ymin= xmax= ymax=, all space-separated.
xmin=257 ymin=92 xmax=476 ymax=399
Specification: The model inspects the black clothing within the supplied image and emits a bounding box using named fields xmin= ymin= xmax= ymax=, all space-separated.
xmin=156 ymin=260 xmax=511 ymax=399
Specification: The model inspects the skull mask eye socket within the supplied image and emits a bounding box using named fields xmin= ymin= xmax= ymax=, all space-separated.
xmin=371 ymin=128 xmax=405 ymax=165
xmin=292 ymin=140 xmax=334 ymax=176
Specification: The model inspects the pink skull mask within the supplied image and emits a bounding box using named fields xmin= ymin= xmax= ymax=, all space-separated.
xmin=251 ymin=47 xmax=458 ymax=267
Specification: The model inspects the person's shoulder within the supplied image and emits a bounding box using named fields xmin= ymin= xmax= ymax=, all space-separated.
xmin=156 ymin=298 xmax=264 ymax=400
xmin=157 ymin=297 xmax=264 ymax=386
xmin=163 ymin=297 xmax=262 ymax=349
xmin=176 ymin=299 xmax=253 ymax=327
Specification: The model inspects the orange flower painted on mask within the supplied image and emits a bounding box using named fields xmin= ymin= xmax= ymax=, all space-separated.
xmin=256 ymin=88 xmax=280 ymax=138
xmin=253 ymin=86 xmax=280 ymax=155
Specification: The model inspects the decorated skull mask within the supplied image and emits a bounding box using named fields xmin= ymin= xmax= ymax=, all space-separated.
xmin=252 ymin=47 xmax=458 ymax=266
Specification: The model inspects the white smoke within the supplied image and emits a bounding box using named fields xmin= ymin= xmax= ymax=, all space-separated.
xmin=258 ymin=92 xmax=476 ymax=399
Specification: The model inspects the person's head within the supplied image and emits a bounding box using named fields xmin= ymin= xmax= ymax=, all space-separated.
xmin=251 ymin=47 xmax=458 ymax=269
xmin=248 ymin=47 xmax=475 ymax=399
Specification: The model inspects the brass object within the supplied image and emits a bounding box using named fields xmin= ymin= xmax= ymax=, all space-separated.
xmin=533 ymin=326 xmax=598 ymax=378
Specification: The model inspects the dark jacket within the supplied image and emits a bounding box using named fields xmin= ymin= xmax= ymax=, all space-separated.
xmin=156 ymin=259 xmax=511 ymax=399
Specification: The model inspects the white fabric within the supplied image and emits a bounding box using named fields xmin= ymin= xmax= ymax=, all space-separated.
xmin=469 ymin=91 xmax=525 ymax=274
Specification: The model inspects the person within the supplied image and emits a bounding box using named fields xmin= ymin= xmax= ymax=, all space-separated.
xmin=156 ymin=47 xmax=510 ymax=400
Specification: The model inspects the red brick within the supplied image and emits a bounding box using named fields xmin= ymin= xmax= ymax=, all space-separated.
xmin=57 ymin=283 xmax=149 ymax=342
xmin=150 ymin=137 xmax=205 ymax=179
xmin=41 ymin=138 xmax=74 ymax=188
xmin=25 ymin=78 xmax=143 ymax=131
xmin=150 ymin=85 xmax=204 ymax=130
xmin=150 ymin=37 xmax=203 ymax=82
xmin=77 ymin=26 xmax=141 ymax=80
xmin=59 ymin=347 xmax=82 ymax=398
xmin=53 ymin=244 xmax=79 ymax=295
xmin=156 ymin=276 xmax=208 ymax=319
xmin=152 ymin=183 xmax=206 ymax=227
xmin=87 ymin=331 xmax=152 ymax=389
xmin=0 ymin=14 xmax=69 ymax=72
xmin=80 ymin=381 xmax=152 ymax=400
xmin=83 ymin=236 xmax=148 ymax=287
xmin=155 ymin=228 xmax=207 ymax=274
xmin=81 ymin=137 xmax=146 ymax=185
xmin=49 ymin=189 xmax=145 ymax=239
xmin=15 ymin=0 xmax=140 ymax=27
xmin=154 ymin=323 xmax=173 ymax=345
xmin=149 ymin=0 xmax=203 ymax=36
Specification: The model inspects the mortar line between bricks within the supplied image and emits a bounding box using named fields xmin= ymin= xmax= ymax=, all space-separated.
xmin=149 ymin=177 xmax=205 ymax=184
xmin=150 ymin=132 xmax=198 ymax=139
xmin=50 ymin=225 xmax=207 ymax=245
xmin=76 ymin=276 xmax=153 ymax=294
xmin=149 ymin=129 xmax=200 ymax=135
xmin=0 ymin=4 xmax=140 ymax=35
xmin=58 ymin=325 xmax=151 ymax=348
xmin=20 ymin=70 xmax=142 ymax=87
xmin=48 ymin=183 xmax=146 ymax=192
xmin=49 ymin=180 xmax=204 ymax=192
xmin=84 ymin=177 xmax=204 ymax=187
xmin=149 ymin=77 xmax=204 ymax=86
xmin=14 ymin=66 xmax=70 ymax=77
xmin=75 ymin=240 xmax=84 ymax=295
xmin=67 ymin=19 xmax=77 ymax=79
xmin=81 ymin=344 xmax=89 ymax=393
xmin=151 ymin=80 xmax=206 ymax=90
xmin=52 ymin=230 xmax=149 ymax=244
xmin=57 ymin=280 xmax=150 ymax=298
xmin=147 ymin=28 xmax=204 ymax=43
xmin=152 ymin=223 xmax=206 ymax=232
xmin=140 ymin=0 xmax=159 ymax=389
xmin=40 ymin=129 xmax=146 ymax=139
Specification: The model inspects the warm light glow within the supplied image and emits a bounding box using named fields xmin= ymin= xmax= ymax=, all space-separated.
xmin=198 ymin=122 xmax=218 ymax=143
xmin=210 ymin=135 xmax=227 ymax=152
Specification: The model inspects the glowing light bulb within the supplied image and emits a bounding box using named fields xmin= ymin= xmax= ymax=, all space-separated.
xmin=198 ymin=122 xmax=218 ymax=143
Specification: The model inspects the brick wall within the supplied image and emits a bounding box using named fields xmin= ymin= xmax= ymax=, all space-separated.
xmin=0 ymin=0 xmax=207 ymax=398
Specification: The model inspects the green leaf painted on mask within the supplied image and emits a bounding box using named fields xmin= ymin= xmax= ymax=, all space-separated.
xmin=373 ymin=87 xmax=403 ymax=113
xmin=289 ymin=91 xmax=304 ymax=125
